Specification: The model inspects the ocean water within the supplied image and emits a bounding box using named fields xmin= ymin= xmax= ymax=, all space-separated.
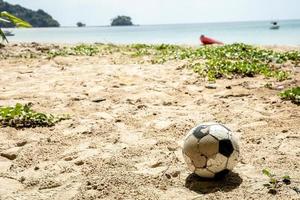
xmin=4 ymin=20 xmax=300 ymax=45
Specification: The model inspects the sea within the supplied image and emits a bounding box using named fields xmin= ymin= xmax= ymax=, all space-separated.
xmin=4 ymin=20 xmax=300 ymax=45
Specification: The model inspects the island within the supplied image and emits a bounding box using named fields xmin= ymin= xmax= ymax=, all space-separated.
xmin=111 ymin=15 xmax=133 ymax=26
xmin=76 ymin=22 xmax=86 ymax=27
xmin=0 ymin=0 xmax=59 ymax=27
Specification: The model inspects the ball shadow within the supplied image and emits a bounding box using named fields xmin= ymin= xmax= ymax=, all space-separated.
xmin=185 ymin=172 xmax=243 ymax=194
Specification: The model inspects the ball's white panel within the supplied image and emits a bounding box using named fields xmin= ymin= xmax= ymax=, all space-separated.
xmin=192 ymin=156 xmax=207 ymax=168
xmin=209 ymin=124 xmax=229 ymax=140
xmin=183 ymin=134 xmax=199 ymax=158
xmin=184 ymin=126 xmax=197 ymax=141
xmin=229 ymin=132 xmax=240 ymax=152
xmin=183 ymin=153 xmax=196 ymax=172
xmin=192 ymin=122 xmax=219 ymax=137
xmin=194 ymin=168 xmax=215 ymax=178
xmin=198 ymin=135 xmax=219 ymax=157
xmin=207 ymin=153 xmax=227 ymax=173
xmin=227 ymin=150 xmax=239 ymax=170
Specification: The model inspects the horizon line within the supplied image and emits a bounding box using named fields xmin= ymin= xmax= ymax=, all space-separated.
xmin=8 ymin=18 xmax=299 ymax=28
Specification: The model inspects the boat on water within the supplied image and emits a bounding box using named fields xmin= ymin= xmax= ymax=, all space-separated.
xmin=270 ymin=22 xmax=280 ymax=30
xmin=4 ymin=30 xmax=15 ymax=36
xmin=200 ymin=35 xmax=223 ymax=45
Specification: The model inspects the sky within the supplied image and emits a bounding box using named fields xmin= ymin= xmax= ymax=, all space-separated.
xmin=7 ymin=0 xmax=300 ymax=26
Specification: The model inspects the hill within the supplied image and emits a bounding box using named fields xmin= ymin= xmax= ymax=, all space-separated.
xmin=0 ymin=0 xmax=59 ymax=27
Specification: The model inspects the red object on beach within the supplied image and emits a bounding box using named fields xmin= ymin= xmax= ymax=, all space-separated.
xmin=200 ymin=35 xmax=223 ymax=45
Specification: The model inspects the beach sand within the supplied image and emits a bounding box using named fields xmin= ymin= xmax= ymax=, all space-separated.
xmin=0 ymin=43 xmax=299 ymax=200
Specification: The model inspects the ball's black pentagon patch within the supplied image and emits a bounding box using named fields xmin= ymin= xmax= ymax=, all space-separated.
xmin=192 ymin=125 xmax=209 ymax=139
xmin=214 ymin=169 xmax=230 ymax=180
xmin=219 ymin=139 xmax=234 ymax=157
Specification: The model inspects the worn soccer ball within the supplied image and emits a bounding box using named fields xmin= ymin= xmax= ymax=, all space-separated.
xmin=183 ymin=123 xmax=239 ymax=179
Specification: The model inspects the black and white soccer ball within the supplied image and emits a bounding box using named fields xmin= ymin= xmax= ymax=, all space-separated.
xmin=183 ymin=123 xmax=239 ymax=179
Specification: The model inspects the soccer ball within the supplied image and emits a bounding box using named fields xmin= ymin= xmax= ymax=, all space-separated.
xmin=182 ymin=122 xmax=239 ymax=179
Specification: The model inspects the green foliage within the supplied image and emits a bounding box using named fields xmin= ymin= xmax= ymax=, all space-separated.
xmin=0 ymin=11 xmax=31 ymax=27
xmin=262 ymin=169 xmax=291 ymax=195
xmin=279 ymin=86 xmax=300 ymax=104
xmin=0 ymin=11 xmax=31 ymax=42
xmin=8 ymin=42 xmax=298 ymax=82
xmin=111 ymin=15 xmax=133 ymax=26
xmin=124 ymin=43 xmax=298 ymax=81
xmin=0 ymin=25 xmax=6 ymax=42
xmin=47 ymin=44 xmax=99 ymax=58
xmin=0 ymin=103 xmax=69 ymax=128
xmin=0 ymin=0 xmax=59 ymax=27
xmin=72 ymin=44 xmax=99 ymax=56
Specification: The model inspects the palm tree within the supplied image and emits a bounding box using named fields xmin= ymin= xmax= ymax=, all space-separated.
xmin=0 ymin=11 xmax=31 ymax=42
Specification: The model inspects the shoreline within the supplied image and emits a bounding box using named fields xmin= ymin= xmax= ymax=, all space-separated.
xmin=5 ymin=41 xmax=300 ymax=48
xmin=3 ymin=41 xmax=300 ymax=50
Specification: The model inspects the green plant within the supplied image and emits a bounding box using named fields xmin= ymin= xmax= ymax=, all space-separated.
xmin=47 ymin=44 xmax=99 ymax=58
xmin=123 ymin=43 xmax=297 ymax=81
xmin=262 ymin=169 xmax=291 ymax=195
xmin=279 ymin=87 xmax=300 ymax=104
xmin=13 ymin=42 xmax=299 ymax=82
xmin=0 ymin=11 xmax=31 ymax=42
xmin=0 ymin=103 xmax=69 ymax=128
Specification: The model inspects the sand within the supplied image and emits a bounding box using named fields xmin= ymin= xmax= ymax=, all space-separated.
xmin=0 ymin=43 xmax=299 ymax=200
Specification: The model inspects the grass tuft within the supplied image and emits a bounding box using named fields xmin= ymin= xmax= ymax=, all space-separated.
xmin=279 ymin=86 xmax=300 ymax=104
xmin=262 ymin=169 xmax=292 ymax=195
xmin=0 ymin=103 xmax=70 ymax=128
xmin=47 ymin=44 xmax=99 ymax=58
